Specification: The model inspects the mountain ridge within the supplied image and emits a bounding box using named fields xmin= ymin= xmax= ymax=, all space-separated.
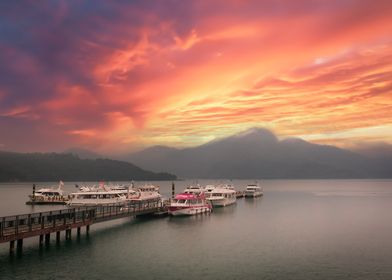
xmin=0 ymin=151 xmax=176 ymax=182
xmin=124 ymin=128 xmax=392 ymax=179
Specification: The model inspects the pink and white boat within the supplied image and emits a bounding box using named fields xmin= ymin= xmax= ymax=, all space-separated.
xmin=168 ymin=192 xmax=212 ymax=216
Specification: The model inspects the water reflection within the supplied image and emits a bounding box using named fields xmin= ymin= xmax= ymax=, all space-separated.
xmin=211 ymin=203 xmax=237 ymax=215
xmin=1 ymin=180 xmax=392 ymax=280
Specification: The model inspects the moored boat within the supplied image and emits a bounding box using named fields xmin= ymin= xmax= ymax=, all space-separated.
xmin=129 ymin=184 xmax=161 ymax=202
xmin=67 ymin=188 xmax=127 ymax=206
xmin=26 ymin=181 xmax=68 ymax=205
xmin=168 ymin=192 xmax=212 ymax=216
xmin=183 ymin=185 xmax=205 ymax=195
xmin=235 ymin=190 xmax=245 ymax=198
xmin=206 ymin=186 xmax=236 ymax=207
xmin=244 ymin=183 xmax=263 ymax=198
xmin=203 ymin=184 xmax=216 ymax=194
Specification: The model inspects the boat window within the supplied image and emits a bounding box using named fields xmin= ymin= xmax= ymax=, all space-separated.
xmin=177 ymin=199 xmax=186 ymax=204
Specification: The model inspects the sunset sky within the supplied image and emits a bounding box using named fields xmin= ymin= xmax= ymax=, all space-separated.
xmin=0 ymin=0 xmax=391 ymax=154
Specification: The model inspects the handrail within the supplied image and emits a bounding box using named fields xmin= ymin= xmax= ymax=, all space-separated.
xmin=0 ymin=198 xmax=164 ymax=241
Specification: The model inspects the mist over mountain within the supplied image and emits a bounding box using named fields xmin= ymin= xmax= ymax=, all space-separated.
xmin=0 ymin=151 xmax=176 ymax=182
xmin=126 ymin=128 xmax=392 ymax=179
xmin=350 ymin=143 xmax=392 ymax=159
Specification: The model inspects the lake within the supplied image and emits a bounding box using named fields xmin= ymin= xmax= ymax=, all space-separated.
xmin=1 ymin=180 xmax=392 ymax=280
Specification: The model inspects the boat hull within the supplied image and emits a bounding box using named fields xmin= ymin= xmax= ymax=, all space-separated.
xmin=208 ymin=197 xmax=236 ymax=207
xmin=244 ymin=192 xmax=263 ymax=198
xmin=67 ymin=198 xmax=127 ymax=206
xmin=26 ymin=200 xmax=67 ymax=205
xmin=168 ymin=206 xmax=211 ymax=216
xmin=26 ymin=195 xmax=69 ymax=205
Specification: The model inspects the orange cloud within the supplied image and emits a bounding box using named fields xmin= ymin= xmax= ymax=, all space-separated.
xmin=1 ymin=1 xmax=392 ymax=153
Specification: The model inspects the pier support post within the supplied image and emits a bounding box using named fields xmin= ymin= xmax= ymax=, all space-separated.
xmin=56 ymin=231 xmax=60 ymax=243
xmin=86 ymin=225 xmax=90 ymax=234
xmin=17 ymin=239 xmax=23 ymax=253
xmin=65 ymin=229 xmax=71 ymax=240
xmin=172 ymin=182 xmax=175 ymax=198
xmin=39 ymin=234 xmax=44 ymax=247
xmin=45 ymin=233 xmax=50 ymax=245
xmin=77 ymin=227 xmax=81 ymax=237
xmin=9 ymin=240 xmax=15 ymax=253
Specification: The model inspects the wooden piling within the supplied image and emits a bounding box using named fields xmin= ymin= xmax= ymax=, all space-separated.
xmin=39 ymin=235 xmax=44 ymax=247
xmin=45 ymin=233 xmax=50 ymax=244
xmin=9 ymin=240 xmax=15 ymax=253
xmin=56 ymin=231 xmax=60 ymax=243
xmin=65 ymin=229 xmax=71 ymax=240
xmin=17 ymin=239 xmax=23 ymax=252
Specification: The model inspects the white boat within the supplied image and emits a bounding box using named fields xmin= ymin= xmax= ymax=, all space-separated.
xmin=129 ymin=184 xmax=161 ymax=202
xmin=168 ymin=192 xmax=212 ymax=216
xmin=244 ymin=184 xmax=263 ymax=198
xmin=183 ymin=185 xmax=205 ymax=195
xmin=78 ymin=182 xmax=161 ymax=202
xmin=67 ymin=189 xmax=127 ymax=206
xmin=26 ymin=181 xmax=68 ymax=205
xmin=203 ymin=184 xmax=216 ymax=194
xmin=206 ymin=187 xmax=236 ymax=207
xmin=109 ymin=184 xmax=130 ymax=193
xmin=136 ymin=184 xmax=160 ymax=193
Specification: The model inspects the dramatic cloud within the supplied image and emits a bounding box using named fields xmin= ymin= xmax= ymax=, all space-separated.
xmin=0 ymin=0 xmax=391 ymax=152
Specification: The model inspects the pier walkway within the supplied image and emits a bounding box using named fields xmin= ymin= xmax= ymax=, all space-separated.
xmin=0 ymin=199 xmax=164 ymax=253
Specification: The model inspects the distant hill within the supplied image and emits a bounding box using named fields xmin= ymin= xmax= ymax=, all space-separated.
xmin=126 ymin=128 xmax=392 ymax=179
xmin=64 ymin=147 xmax=103 ymax=159
xmin=0 ymin=151 xmax=176 ymax=182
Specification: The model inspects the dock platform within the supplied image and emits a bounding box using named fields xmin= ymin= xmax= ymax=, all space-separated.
xmin=0 ymin=199 xmax=164 ymax=253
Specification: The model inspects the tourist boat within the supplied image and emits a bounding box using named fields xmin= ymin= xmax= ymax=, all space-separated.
xmin=67 ymin=188 xmax=127 ymax=206
xmin=168 ymin=192 xmax=212 ymax=216
xmin=109 ymin=184 xmax=130 ymax=193
xmin=206 ymin=186 xmax=237 ymax=207
xmin=183 ymin=185 xmax=205 ymax=195
xmin=26 ymin=181 xmax=68 ymax=205
xmin=136 ymin=184 xmax=160 ymax=193
xmin=128 ymin=184 xmax=161 ymax=202
xmin=235 ymin=190 xmax=245 ymax=198
xmin=203 ymin=184 xmax=216 ymax=195
xmin=244 ymin=183 xmax=263 ymax=198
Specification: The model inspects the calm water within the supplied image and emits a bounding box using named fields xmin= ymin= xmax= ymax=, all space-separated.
xmin=1 ymin=180 xmax=392 ymax=280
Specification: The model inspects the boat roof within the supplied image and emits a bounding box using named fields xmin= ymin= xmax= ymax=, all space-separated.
xmin=36 ymin=188 xmax=62 ymax=192
xmin=246 ymin=185 xmax=261 ymax=189
xmin=70 ymin=190 xmax=125 ymax=195
xmin=209 ymin=187 xmax=236 ymax=194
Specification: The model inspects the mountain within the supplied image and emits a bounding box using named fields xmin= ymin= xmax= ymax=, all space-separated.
xmin=0 ymin=151 xmax=176 ymax=182
xmin=126 ymin=128 xmax=392 ymax=179
xmin=64 ymin=147 xmax=102 ymax=159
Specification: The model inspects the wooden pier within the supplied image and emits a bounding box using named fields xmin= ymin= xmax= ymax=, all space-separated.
xmin=0 ymin=199 xmax=164 ymax=253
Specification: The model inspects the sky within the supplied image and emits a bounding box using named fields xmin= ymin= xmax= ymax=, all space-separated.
xmin=0 ymin=0 xmax=391 ymax=154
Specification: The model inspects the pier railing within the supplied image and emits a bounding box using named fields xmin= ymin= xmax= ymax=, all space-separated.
xmin=0 ymin=199 xmax=163 ymax=244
